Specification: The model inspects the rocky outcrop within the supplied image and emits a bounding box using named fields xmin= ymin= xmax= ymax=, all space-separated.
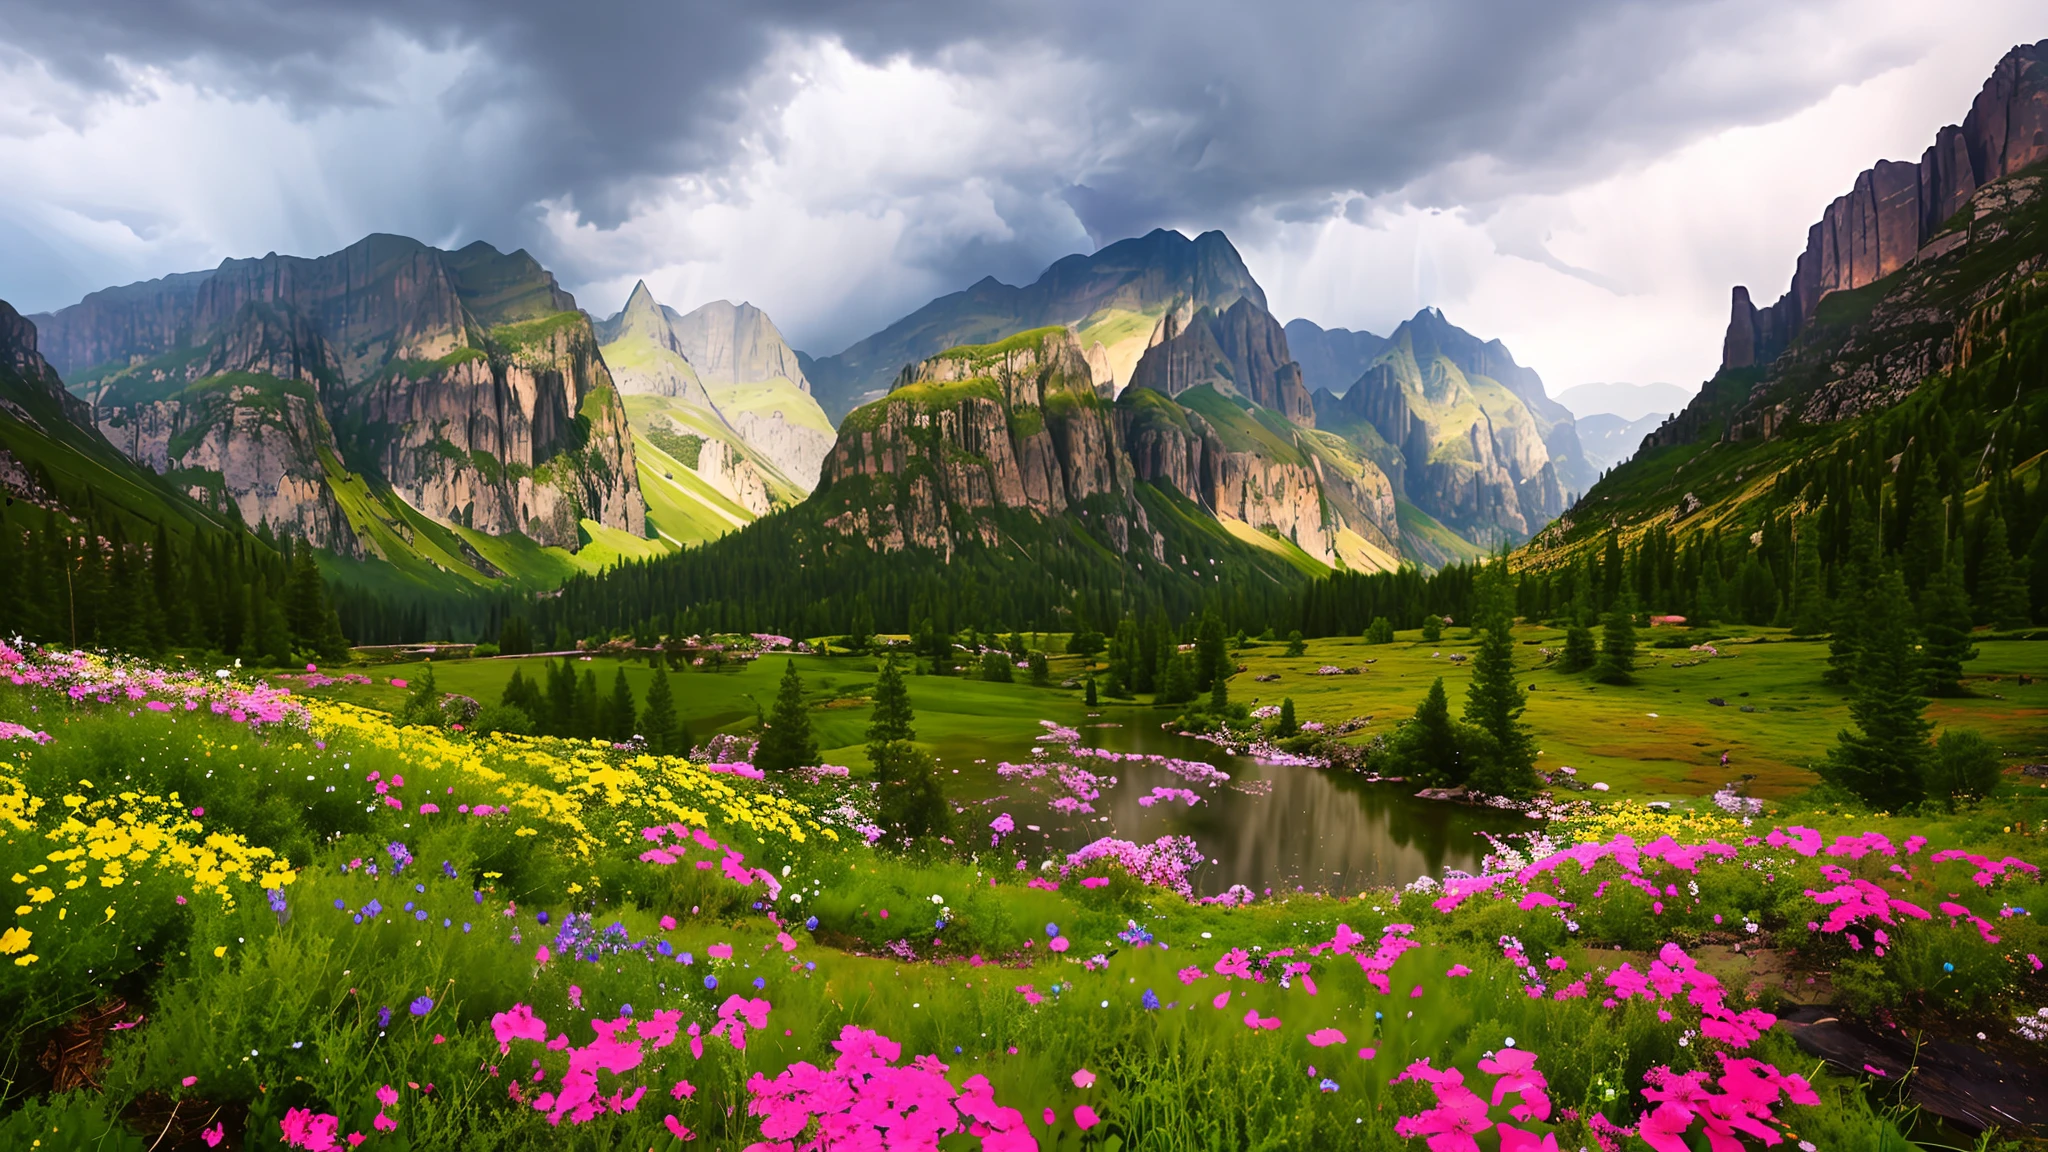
xmin=53 ymin=234 xmax=642 ymax=558
xmin=597 ymin=281 xmax=716 ymax=407
xmin=817 ymin=328 xmax=1157 ymax=560
xmin=1724 ymin=39 xmax=2048 ymax=370
xmin=1127 ymin=299 xmax=1315 ymax=425
xmin=666 ymin=299 xmax=814 ymax=395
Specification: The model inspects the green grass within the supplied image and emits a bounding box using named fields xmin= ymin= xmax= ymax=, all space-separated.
xmin=1173 ymin=386 xmax=1308 ymax=466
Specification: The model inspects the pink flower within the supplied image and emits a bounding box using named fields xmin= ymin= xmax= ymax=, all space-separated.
xmin=1074 ymin=1105 xmax=1100 ymax=1130
xmin=663 ymin=1114 xmax=694 ymax=1140
xmin=1212 ymin=991 xmax=1231 ymax=1009
xmin=709 ymin=942 xmax=733 ymax=960
xmin=1307 ymin=1028 xmax=1346 ymax=1047
xmin=1447 ymin=964 xmax=1472 ymax=977
xmin=202 ymin=1123 xmax=224 ymax=1148
xmin=1243 ymin=1009 xmax=1281 ymax=1030
xmin=1072 ymin=1068 xmax=1096 ymax=1088
xmin=1478 ymin=1049 xmax=1551 ymax=1123
xmin=1081 ymin=876 xmax=1110 ymax=888
xmin=672 ymin=1080 xmax=696 ymax=1100
xmin=491 ymin=1004 xmax=548 ymax=1054
xmin=279 ymin=1107 xmax=342 ymax=1151
xmin=182 ymin=1076 xmax=198 ymax=1087
xmin=1358 ymin=1047 xmax=1376 ymax=1060
xmin=376 ymin=1084 xmax=398 ymax=1109
xmin=372 ymin=1111 xmax=397 ymax=1133
xmin=1049 ymin=936 xmax=1070 ymax=953
xmin=659 ymin=915 xmax=677 ymax=931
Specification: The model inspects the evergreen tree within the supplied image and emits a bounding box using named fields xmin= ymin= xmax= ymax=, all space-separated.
xmin=874 ymin=744 xmax=950 ymax=844
xmin=499 ymin=616 xmax=533 ymax=656
xmin=602 ymin=666 xmax=638 ymax=742
xmin=1923 ymin=728 xmax=2001 ymax=810
xmin=1593 ymin=595 xmax=1637 ymax=685
xmin=1084 ymin=674 xmax=1098 ymax=707
xmin=866 ymin=655 xmax=916 ymax=756
xmin=1918 ymin=554 xmax=1977 ymax=697
xmin=546 ymin=659 xmax=576 ymax=736
xmin=1208 ymin=669 xmax=1229 ymax=713
xmin=286 ymin=546 xmax=326 ymax=651
xmin=1560 ymin=620 xmax=1596 ymax=673
xmin=1421 ymin=615 xmax=1443 ymax=643
xmin=1821 ymin=570 xmax=1931 ymax=810
xmin=642 ymin=668 xmax=681 ymax=754
xmin=1463 ymin=571 xmax=1536 ymax=795
xmin=1386 ymin=677 xmax=1465 ymax=787
xmin=1790 ymin=518 xmax=1830 ymax=635
xmin=1974 ymin=513 xmax=2031 ymax=628
xmin=1157 ymin=653 xmax=1195 ymax=705
xmin=574 ymin=670 xmax=601 ymax=739
xmin=1277 ymin=697 xmax=1298 ymax=736
xmin=980 ymin=650 xmax=1015 ymax=683
xmin=1284 ymin=630 xmax=1306 ymax=657
xmin=757 ymin=660 xmax=819 ymax=772
xmin=1195 ymin=611 xmax=1227 ymax=690
xmin=1027 ymin=651 xmax=1050 ymax=685
xmin=1899 ymin=469 xmax=1947 ymax=596
xmin=1365 ymin=617 xmax=1395 ymax=644
xmin=400 ymin=663 xmax=441 ymax=727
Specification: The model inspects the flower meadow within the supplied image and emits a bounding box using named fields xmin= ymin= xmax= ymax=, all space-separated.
xmin=2 ymin=643 xmax=2046 ymax=1149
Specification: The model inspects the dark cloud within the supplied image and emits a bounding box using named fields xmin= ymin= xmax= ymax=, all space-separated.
xmin=0 ymin=0 xmax=1934 ymax=340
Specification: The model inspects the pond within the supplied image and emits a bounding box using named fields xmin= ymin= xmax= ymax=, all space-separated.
xmin=928 ymin=716 xmax=1531 ymax=898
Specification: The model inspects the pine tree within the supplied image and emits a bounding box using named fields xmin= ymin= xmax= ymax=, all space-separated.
xmin=1421 ymin=615 xmax=1443 ymax=642
xmin=1157 ymin=653 xmax=1194 ymax=705
xmin=574 ymin=670 xmax=601 ymax=739
xmin=1822 ymin=570 xmax=1930 ymax=810
xmin=757 ymin=660 xmax=819 ymax=772
xmin=1284 ymin=630 xmax=1306 ymax=658
xmin=1208 ymin=670 xmax=1229 ymax=713
xmin=1790 ymin=518 xmax=1830 ymax=635
xmin=642 ymin=668 xmax=681 ymax=754
xmin=1918 ymin=554 xmax=1977 ymax=697
xmin=1027 ymin=651 xmax=1050 ymax=685
xmin=875 ymin=744 xmax=950 ymax=844
xmin=401 ymin=663 xmax=441 ymax=727
xmin=286 ymin=546 xmax=326 ymax=652
xmin=1387 ymin=677 xmax=1465 ymax=787
xmin=1561 ymin=620 xmax=1596 ymax=672
xmin=1593 ymin=595 xmax=1637 ymax=685
xmin=1365 ymin=617 xmax=1395 ymax=644
xmin=1277 ymin=697 xmax=1298 ymax=736
xmin=1195 ymin=611 xmax=1227 ymax=690
xmin=602 ymin=666 xmax=638 ymax=742
xmin=1463 ymin=570 xmax=1536 ymax=795
xmin=866 ymin=655 xmax=916 ymax=765
xmin=1974 ymin=513 xmax=2031 ymax=629
xmin=1084 ymin=674 xmax=1098 ymax=707
xmin=499 ymin=616 xmax=532 ymax=656
xmin=980 ymin=650 xmax=1015 ymax=683
xmin=546 ymin=659 xmax=576 ymax=736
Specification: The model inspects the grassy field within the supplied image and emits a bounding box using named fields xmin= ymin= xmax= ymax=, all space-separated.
xmin=315 ymin=625 xmax=2048 ymax=803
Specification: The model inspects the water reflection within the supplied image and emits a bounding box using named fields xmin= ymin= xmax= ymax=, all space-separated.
xmin=939 ymin=721 xmax=1529 ymax=897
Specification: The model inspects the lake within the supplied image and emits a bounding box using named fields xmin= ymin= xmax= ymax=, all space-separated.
xmin=928 ymin=715 xmax=1531 ymax=898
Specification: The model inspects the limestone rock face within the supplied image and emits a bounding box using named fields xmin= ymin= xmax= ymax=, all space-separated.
xmin=818 ymin=328 xmax=1156 ymax=560
xmin=1723 ymin=39 xmax=2048 ymax=370
xmin=1128 ymin=298 xmax=1315 ymax=426
xmin=45 ymin=233 xmax=642 ymax=559
xmin=666 ymin=299 xmax=814 ymax=395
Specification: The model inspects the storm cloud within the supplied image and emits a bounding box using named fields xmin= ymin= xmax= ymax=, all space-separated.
xmin=0 ymin=0 xmax=2040 ymax=390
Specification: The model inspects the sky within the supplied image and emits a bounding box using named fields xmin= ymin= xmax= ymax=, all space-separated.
xmin=0 ymin=0 xmax=2041 ymax=403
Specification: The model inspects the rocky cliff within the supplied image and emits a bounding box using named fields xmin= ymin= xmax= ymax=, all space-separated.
xmin=806 ymin=229 xmax=1267 ymax=417
xmin=816 ymin=327 xmax=1158 ymax=561
xmin=36 ymin=234 xmax=643 ymax=563
xmin=1126 ymin=298 xmax=1316 ymax=426
xmin=1723 ymin=39 xmax=2048 ymax=370
xmin=664 ymin=298 xmax=834 ymax=489
xmin=1283 ymin=319 xmax=1390 ymax=395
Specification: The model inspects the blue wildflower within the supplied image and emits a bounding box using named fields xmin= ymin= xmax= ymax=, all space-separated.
xmin=409 ymin=996 xmax=433 ymax=1016
xmin=415 ymin=910 xmax=427 ymax=922
xmin=1319 ymin=1078 xmax=1339 ymax=1093
xmin=442 ymin=860 xmax=458 ymax=880
xmin=333 ymin=898 xmax=346 ymax=910
xmin=753 ymin=977 xmax=766 ymax=990
xmin=377 ymin=1006 xmax=392 ymax=1028
xmin=1046 ymin=922 xmax=1060 ymax=938
xmin=805 ymin=916 xmax=819 ymax=931
xmin=704 ymin=975 xmax=718 ymax=990
xmin=620 ymin=1004 xmax=633 ymax=1017
xmin=537 ymin=911 xmax=549 ymax=925
xmin=1142 ymin=988 xmax=1160 ymax=1010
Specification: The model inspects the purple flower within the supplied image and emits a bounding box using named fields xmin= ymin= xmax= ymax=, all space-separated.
xmin=537 ymin=911 xmax=549 ymax=925
xmin=703 ymin=975 xmax=718 ymax=990
xmin=1142 ymin=988 xmax=1161 ymax=1010
xmin=409 ymin=996 xmax=433 ymax=1016
xmin=377 ymin=1006 xmax=392 ymax=1029
xmin=805 ymin=916 xmax=819 ymax=931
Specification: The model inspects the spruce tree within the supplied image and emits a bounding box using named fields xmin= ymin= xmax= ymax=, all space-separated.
xmin=1084 ymin=673 xmax=1098 ymax=707
xmin=1560 ymin=620 xmax=1596 ymax=673
xmin=1388 ymin=677 xmax=1465 ymax=787
xmin=401 ymin=663 xmax=441 ymax=727
xmin=1208 ymin=670 xmax=1229 ymax=713
xmin=1277 ymin=697 xmax=1298 ymax=736
xmin=1975 ymin=513 xmax=2031 ymax=629
xmin=1821 ymin=569 xmax=1931 ymax=810
xmin=574 ymin=670 xmax=601 ymax=739
xmin=1918 ymin=554 xmax=1977 ymax=697
xmin=1195 ymin=611 xmax=1227 ymax=690
xmin=603 ymin=666 xmax=637 ymax=742
xmin=546 ymin=659 xmax=576 ymax=736
xmin=1593 ymin=595 xmax=1637 ymax=685
xmin=1158 ymin=653 xmax=1194 ymax=704
xmin=876 ymin=745 xmax=950 ymax=844
xmin=642 ymin=668 xmax=680 ymax=754
xmin=1027 ymin=651 xmax=1050 ymax=685
xmin=1284 ymin=630 xmax=1306 ymax=657
xmin=1421 ymin=615 xmax=1443 ymax=643
xmin=1790 ymin=519 xmax=1830 ymax=635
xmin=866 ymin=655 xmax=916 ymax=768
xmin=757 ymin=660 xmax=819 ymax=772
xmin=1463 ymin=572 xmax=1536 ymax=793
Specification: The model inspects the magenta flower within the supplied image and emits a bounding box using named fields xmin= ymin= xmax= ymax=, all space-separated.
xmin=1306 ymin=1028 xmax=1346 ymax=1047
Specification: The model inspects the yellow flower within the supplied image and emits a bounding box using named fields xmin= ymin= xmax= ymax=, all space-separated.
xmin=213 ymin=945 xmax=227 ymax=957
xmin=0 ymin=926 xmax=29 ymax=954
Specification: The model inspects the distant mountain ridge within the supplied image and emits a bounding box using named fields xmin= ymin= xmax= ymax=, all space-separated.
xmin=804 ymin=228 xmax=1267 ymax=419
xmin=27 ymin=234 xmax=647 ymax=589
